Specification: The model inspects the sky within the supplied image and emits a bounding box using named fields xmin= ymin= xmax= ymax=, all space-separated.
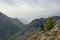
xmin=0 ymin=0 xmax=60 ymax=24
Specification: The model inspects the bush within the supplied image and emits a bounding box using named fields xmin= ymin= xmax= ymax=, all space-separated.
xmin=44 ymin=17 xmax=54 ymax=31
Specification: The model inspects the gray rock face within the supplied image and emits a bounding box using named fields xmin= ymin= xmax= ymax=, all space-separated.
xmin=0 ymin=12 xmax=25 ymax=40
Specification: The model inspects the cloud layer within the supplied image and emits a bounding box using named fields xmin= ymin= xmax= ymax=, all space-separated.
xmin=0 ymin=0 xmax=60 ymax=24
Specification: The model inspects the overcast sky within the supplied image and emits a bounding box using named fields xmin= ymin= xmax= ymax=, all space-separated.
xmin=0 ymin=0 xmax=60 ymax=24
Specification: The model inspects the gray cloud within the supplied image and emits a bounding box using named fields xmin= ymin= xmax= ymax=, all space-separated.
xmin=0 ymin=0 xmax=60 ymax=24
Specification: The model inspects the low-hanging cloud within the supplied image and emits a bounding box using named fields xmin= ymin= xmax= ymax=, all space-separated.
xmin=0 ymin=0 xmax=60 ymax=24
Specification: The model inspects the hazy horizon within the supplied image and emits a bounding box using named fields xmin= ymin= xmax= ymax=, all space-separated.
xmin=0 ymin=0 xmax=60 ymax=24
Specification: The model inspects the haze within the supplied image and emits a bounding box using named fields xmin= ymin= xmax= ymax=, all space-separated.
xmin=0 ymin=0 xmax=60 ymax=24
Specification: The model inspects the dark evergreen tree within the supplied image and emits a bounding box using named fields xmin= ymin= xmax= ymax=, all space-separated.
xmin=44 ymin=17 xmax=54 ymax=31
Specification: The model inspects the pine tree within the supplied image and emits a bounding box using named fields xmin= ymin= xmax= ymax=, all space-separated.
xmin=44 ymin=17 xmax=54 ymax=31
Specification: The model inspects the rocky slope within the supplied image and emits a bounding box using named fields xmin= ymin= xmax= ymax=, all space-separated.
xmin=0 ymin=12 xmax=25 ymax=40
xmin=27 ymin=19 xmax=60 ymax=40
xmin=10 ymin=16 xmax=60 ymax=40
xmin=0 ymin=12 xmax=60 ymax=40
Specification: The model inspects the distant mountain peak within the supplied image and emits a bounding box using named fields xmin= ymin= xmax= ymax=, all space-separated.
xmin=0 ymin=12 xmax=8 ymax=18
xmin=0 ymin=12 xmax=5 ymax=15
xmin=0 ymin=12 xmax=3 ymax=14
xmin=52 ymin=16 xmax=60 ymax=18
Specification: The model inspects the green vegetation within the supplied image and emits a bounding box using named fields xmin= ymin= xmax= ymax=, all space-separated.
xmin=44 ymin=17 xmax=54 ymax=31
xmin=0 ymin=12 xmax=60 ymax=40
xmin=28 ymin=17 xmax=60 ymax=40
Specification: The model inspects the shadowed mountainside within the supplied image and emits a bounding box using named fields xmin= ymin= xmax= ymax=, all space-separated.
xmin=0 ymin=12 xmax=25 ymax=40
xmin=0 ymin=12 xmax=60 ymax=40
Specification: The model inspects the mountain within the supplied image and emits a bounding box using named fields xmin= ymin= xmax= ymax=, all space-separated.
xmin=52 ymin=16 xmax=60 ymax=22
xmin=18 ymin=16 xmax=60 ymax=39
xmin=19 ymin=18 xmax=29 ymax=24
xmin=9 ymin=18 xmax=26 ymax=29
xmin=6 ymin=18 xmax=47 ymax=40
xmin=8 ymin=16 xmax=60 ymax=40
xmin=0 ymin=12 xmax=60 ymax=40
xmin=0 ymin=12 xmax=25 ymax=40
xmin=29 ymin=18 xmax=46 ymax=30
xmin=8 ymin=18 xmax=47 ymax=40
xmin=27 ymin=19 xmax=60 ymax=40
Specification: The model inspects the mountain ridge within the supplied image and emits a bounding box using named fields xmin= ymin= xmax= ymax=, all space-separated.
xmin=0 ymin=12 xmax=25 ymax=40
xmin=0 ymin=12 xmax=60 ymax=40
